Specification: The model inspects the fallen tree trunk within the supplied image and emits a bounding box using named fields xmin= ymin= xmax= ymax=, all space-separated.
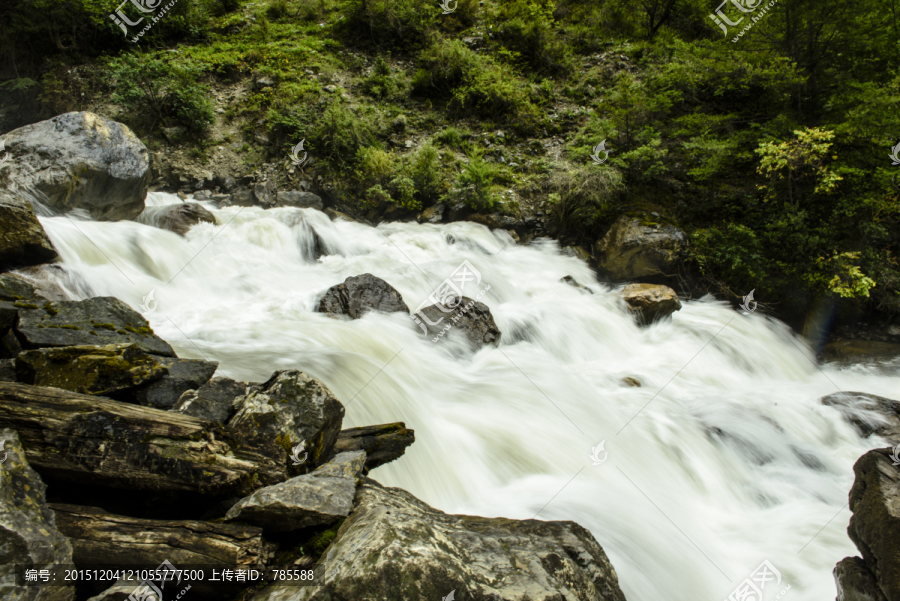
xmin=0 ymin=382 xmax=286 ymax=497
xmin=332 ymin=422 xmax=415 ymax=471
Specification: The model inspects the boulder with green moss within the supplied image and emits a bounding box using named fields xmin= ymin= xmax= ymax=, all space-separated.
xmin=0 ymin=192 xmax=58 ymax=269
xmin=15 ymin=343 xmax=167 ymax=396
xmin=225 ymin=451 xmax=366 ymax=531
xmin=594 ymin=216 xmax=687 ymax=281
xmin=14 ymin=297 xmax=175 ymax=357
xmin=228 ymin=370 xmax=345 ymax=473
xmin=252 ymin=477 xmax=627 ymax=601
xmin=331 ymin=422 xmax=415 ymax=472
xmin=621 ymin=283 xmax=682 ymax=324
xmin=0 ymin=274 xmax=46 ymax=302
xmin=0 ymin=428 xmax=75 ymax=601
xmin=130 ymin=357 xmax=218 ymax=409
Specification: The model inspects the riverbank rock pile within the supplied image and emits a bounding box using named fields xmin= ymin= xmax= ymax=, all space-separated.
xmin=0 ymin=284 xmax=625 ymax=601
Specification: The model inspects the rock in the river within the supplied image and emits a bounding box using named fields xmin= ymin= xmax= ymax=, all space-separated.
xmin=332 ymin=423 xmax=415 ymax=472
xmin=15 ymin=343 xmax=167 ymax=396
xmin=594 ymin=216 xmax=687 ymax=280
xmin=834 ymin=556 xmax=886 ymax=601
xmin=560 ymin=275 xmax=593 ymax=294
xmin=277 ymin=191 xmax=324 ymax=210
xmin=15 ymin=297 xmax=176 ymax=357
xmin=418 ymin=203 xmax=445 ymax=224
xmin=0 ymin=274 xmax=46 ymax=302
xmin=316 ymin=274 xmax=409 ymax=319
xmin=414 ymin=295 xmax=501 ymax=349
xmin=254 ymin=180 xmax=276 ymax=207
xmin=840 ymin=448 xmax=900 ymax=601
xmin=129 ymin=357 xmax=218 ymax=409
xmin=0 ymin=112 xmax=150 ymax=221
xmin=821 ymin=392 xmax=900 ymax=443
xmin=252 ymin=477 xmax=626 ymax=601
xmin=229 ymin=370 xmax=345 ymax=470
xmin=173 ymin=376 xmax=260 ymax=423
xmin=621 ymin=283 xmax=682 ymax=324
xmin=225 ymin=451 xmax=366 ymax=530
xmin=135 ymin=202 xmax=216 ymax=236
xmin=0 ymin=192 xmax=58 ymax=268
xmin=0 ymin=429 xmax=75 ymax=601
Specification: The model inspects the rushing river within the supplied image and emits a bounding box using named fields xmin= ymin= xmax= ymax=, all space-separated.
xmin=31 ymin=193 xmax=900 ymax=601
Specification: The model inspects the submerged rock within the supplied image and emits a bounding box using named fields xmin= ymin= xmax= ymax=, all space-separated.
xmin=15 ymin=343 xmax=167 ymax=396
xmin=820 ymin=391 xmax=900 ymax=443
xmin=0 ymin=112 xmax=150 ymax=221
xmin=225 ymin=451 xmax=366 ymax=530
xmin=252 ymin=477 xmax=626 ymax=601
xmin=594 ymin=216 xmax=687 ymax=281
xmin=130 ymin=357 xmax=218 ymax=409
xmin=316 ymin=274 xmax=409 ymax=319
xmin=560 ymin=275 xmax=593 ymax=293
xmin=14 ymin=297 xmax=176 ymax=357
xmin=0 ymin=193 xmax=58 ymax=268
xmin=229 ymin=370 xmax=345 ymax=470
xmin=135 ymin=202 xmax=216 ymax=236
xmin=621 ymin=283 xmax=681 ymax=324
xmin=0 ymin=429 xmax=75 ymax=601
xmin=173 ymin=376 xmax=260 ymax=423
xmin=414 ymin=295 xmax=501 ymax=349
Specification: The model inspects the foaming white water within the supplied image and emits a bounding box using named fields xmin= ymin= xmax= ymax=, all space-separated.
xmin=34 ymin=194 xmax=900 ymax=601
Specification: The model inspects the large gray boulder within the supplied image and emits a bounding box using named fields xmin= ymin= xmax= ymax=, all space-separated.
xmin=316 ymin=274 xmax=409 ymax=319
xmin=225 ymin=450 xmax=366 ymax=530
xmin=0 ymin=112 xmax=150 ymax=221
xmin=594 ymin=216 xmax=687 ymax=280
xmin=0 ymin=193 xmax=57 ymax=268
xmin=14 ymin=297 xmax=176 ymax=357
xmin=834 ymin=556 xmax=887 ymax=601
xmin=621 ymin=283 xmax=682 ymax=324
xmin=135 ymin=202 xmax=216 ymax=236
xmin=251 ymin=478 xmax=626 ymax=601
xmin=277 ymin=191 xmax=323 ymax=210
xmin=172 ymin=376 xmax=260 ymax=424
xmin=130 ymin=357 xmax=218 ymax=409
xmin=228 ymin=370 xmax=345 ymax=471
xmin=415 ymin=295 xmax=501 ymax=349
xmin=14 ymin=343 xmax=167 ymax=396
xmin=0 ymin=429 xmax=75 ymax=601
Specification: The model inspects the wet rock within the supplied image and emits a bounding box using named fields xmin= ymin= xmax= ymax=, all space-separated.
xmin=0 ymin=112 xmax=150 ymax=221
xmin=277 ymin=191 xmax=324 ymax=210
xmin=0 ymin=274 xmax=46 ymax=302
xmin=0 ymin=428 xmax=75 ymax=601
xmin=419 ymin=203 xmax=445 ymax=224
xmin=621 ymin=377 xmax=641 ymax=387
xmin=173 ymin=376 xmax=260 ymax=423
xmin=135 ymin=202 xmax=216 ymax=236
xmin=254 ymin=180 xmax=276 ymax=207
xmin=470 ymin=213 xmax=518 ymax=230
xmin=415 ymin=296 xmax=501 ymax=349
xmin=15 ymin=343 xmax=167 ymax=396
xmin=0 ymin=193 xmax=58 ymax=268
xmin=594 ymin=216 xmax=687 ymax=280
xmin=560 ymin=275 xmax=593 ymax=294
xmin=834 ymin=556 xmax=886 ymax=601
xmin=228 ymin=187 xmax=255 ymax=207
xmin=229 ymin=370 xmax=345 ymax=470
xmin=324 ymin=208 xmax=355 ymax=222
xmin=331 ymin=422 xmax=415 ymax=472
xmin=447 ymin=201 xmax=471 ymax=222
xmin=562 ymin=245 xmax=592 ymax=263
xmin=821 ymin=392 xmax=900 ymax=443
xmin=252 ymin=477 xmax=626 ymax=601
xmin=621 ymin=283 xmax=682 ymax=324
xmin=225 ymin=451 xmax=366 ymax=531
xmin=14 ymin=297 xmax=176 ymax=357
xmin=0 ymin=359 xmax=15 ymax=381
xmin=130 ymin=357 xmax=218 ymax=409
xmin=316 ymin=274 xmax=410 ymax=319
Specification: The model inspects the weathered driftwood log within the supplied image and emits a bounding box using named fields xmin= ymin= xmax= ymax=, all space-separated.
xmin=331 ymin=422 xmax=415 ymax=471
xmin=50 ymin=503 xmax=275 ymax=567
xmin=0 ymin=382 xmax=286 ymax=496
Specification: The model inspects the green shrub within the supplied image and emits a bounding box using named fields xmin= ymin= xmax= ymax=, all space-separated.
xmin=338 ymin=0 xmax=435 ymax=50
xmin=408 ymin=142 xmax=443 ymax=203
xmin=310 ymin=102 xmax=376 ymax=170
xmin=447 ymin=146 xmax=498 ymax=211
xmin=267 ymin=0 xmax=289 ymax=19
xmin=436 ymin=126 xmax=467 ymax=148
xmin=547 ymin=162 xmax=625 ymax=238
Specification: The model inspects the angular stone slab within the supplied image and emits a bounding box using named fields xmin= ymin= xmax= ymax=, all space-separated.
xmin=130 ymin=357 xmax=218 ymax=409
xmin=332 ymin=422 xmax=415 ymax=471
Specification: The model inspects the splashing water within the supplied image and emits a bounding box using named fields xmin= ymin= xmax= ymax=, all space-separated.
xmin=33 ymin=193 xmax=900 ymax=601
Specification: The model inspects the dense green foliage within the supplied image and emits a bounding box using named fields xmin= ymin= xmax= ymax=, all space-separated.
xmin=2 ymin=0 xmax=900 ymax=325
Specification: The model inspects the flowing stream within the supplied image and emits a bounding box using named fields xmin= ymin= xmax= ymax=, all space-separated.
xmin=31 ymin=193 xmax=900 ymax=601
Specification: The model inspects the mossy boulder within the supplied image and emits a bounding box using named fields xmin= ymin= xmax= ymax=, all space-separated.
xmin=129 ymin=357 xmax=218 ymax=409
xmin=594 ymin=216 xmax=687 ymax=281
xmin=0 ymin=192 xmax=58 ymax=269
xmin=15 ymin=297 xmax=175 ymax=356
xmin=15 ymin=343 xmax=168 ymax=396
xmin=0 ymin=274 xmax=46 ymax=302
xmin=621 ymin=283 xmax=682 ymax=324
xmin=0 ymin=428 xmax=75 ymax=601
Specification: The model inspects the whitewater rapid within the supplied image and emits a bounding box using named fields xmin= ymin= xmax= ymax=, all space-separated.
xmin=32 ymin=193 xmax=900 ymax=601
